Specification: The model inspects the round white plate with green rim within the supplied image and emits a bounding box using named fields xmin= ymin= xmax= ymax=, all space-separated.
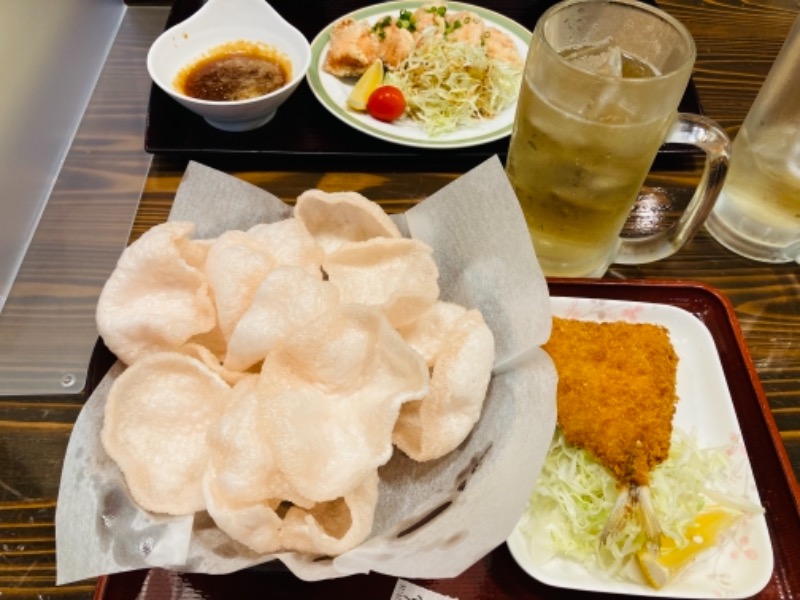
xmin=307 ymin=1 xmax=531 ymax=149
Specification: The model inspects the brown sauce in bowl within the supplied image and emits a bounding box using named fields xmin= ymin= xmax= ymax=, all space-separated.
xmin=174 ymin=40 xmax=292 ymax=102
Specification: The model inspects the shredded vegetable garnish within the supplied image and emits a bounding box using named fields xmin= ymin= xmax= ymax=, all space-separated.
xmin=519 ymin=428 xmax=763 ymax=580
xmin=385 ymin=36 xmax=522 ymax=136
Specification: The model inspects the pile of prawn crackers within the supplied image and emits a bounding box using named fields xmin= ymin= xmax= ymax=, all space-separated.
xmin=56 ymin=158 xmax=558 ymax=584
xmin=97 ymin=187 xmax=495 ymax=556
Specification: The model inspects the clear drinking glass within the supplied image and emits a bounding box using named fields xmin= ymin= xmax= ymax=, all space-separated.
xmin=506 ymin=0 xmax=730 ymax=278
xmin=705 ymin=14 xmax=800 ymax=264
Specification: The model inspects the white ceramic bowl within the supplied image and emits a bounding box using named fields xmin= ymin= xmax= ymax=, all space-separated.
xmin=147 ymin=0 xmax=310 ymax=132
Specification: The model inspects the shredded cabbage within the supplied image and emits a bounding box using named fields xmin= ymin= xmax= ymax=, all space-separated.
xmin=519 ymin=428 xmax=762 ymax=579
xmin=384 ymin=36 xmax=522 ymax=136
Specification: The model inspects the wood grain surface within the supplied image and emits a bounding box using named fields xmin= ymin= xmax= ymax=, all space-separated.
xmin=0 ymin=0 xmax=798 ymax=597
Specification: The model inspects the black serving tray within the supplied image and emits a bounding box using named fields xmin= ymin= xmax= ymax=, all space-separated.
xmin=145 ymin=0 xmax=704 ymax=171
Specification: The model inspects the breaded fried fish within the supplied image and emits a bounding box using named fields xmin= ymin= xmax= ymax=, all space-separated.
xmin=543 ymin=317 xmax=679 ymax=549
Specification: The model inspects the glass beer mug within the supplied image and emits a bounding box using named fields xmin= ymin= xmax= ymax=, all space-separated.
xmin=506 ymin=0 xmax=730 ymax=277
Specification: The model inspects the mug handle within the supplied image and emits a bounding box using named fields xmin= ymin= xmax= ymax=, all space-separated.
xmin=614 ymin=113 xmax=731 ymax=265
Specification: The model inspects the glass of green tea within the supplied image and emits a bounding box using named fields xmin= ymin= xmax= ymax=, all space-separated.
xmin=506 ymin=0 xmax=730 ymax=278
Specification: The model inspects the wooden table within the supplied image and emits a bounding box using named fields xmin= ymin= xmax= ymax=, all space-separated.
xmin=1 ymin=0 xmax=798 ymax=597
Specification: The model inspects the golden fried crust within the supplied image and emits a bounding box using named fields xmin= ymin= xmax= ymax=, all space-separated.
xmin=544 ymin=318 xmax=679 ymax=486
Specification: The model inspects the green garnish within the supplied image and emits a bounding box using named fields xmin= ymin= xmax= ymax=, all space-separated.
xmin=372 ymin=15 xmax=392 ymax=31
xmin=426 ymin=5 xmax=447 ymax=17
xmin=445 ymin=19 xmax=462 ymax=35
xmin=397 ymin=9 xmax=416 ymax=32
xmin=371 ymin=15 xmax=392 ymax=40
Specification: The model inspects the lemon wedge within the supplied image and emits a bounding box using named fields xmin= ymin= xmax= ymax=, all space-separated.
xmin=637 ymin=508 xmax=741 ymax=589
xmin=346 ymin=59 xmax=384 ymax=111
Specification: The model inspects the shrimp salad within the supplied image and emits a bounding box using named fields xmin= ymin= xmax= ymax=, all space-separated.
xmin=323 ymin=2 xmax=524 ymax=135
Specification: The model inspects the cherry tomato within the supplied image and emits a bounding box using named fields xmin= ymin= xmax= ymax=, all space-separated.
xmin=366 ymin=85 xmax=406 ymax=122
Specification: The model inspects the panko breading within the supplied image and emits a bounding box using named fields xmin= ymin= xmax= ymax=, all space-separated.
xmin=544 ymin=317 xmax=679 ymax=487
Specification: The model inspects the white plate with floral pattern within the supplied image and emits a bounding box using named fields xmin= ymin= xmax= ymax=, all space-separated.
xmin=507 ymin=296 xmax=773 ymax=599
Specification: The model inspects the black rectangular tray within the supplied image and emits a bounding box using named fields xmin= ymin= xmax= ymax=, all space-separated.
xmin=145 ymin=0 xmax=705 ymax=171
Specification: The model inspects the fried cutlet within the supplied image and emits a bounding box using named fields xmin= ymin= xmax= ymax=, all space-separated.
xmin=543 ymin=317 xmax=680 ymax=546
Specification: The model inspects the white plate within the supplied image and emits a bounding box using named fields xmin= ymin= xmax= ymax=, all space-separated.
xmin=507 ymin=297 xmax=773 ymax=599
xmin=306 ymin=1 xmax=530 ymax=149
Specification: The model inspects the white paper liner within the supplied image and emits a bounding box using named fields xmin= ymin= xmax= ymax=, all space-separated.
xmin=56 ymin=156 xmax=557 ymax=585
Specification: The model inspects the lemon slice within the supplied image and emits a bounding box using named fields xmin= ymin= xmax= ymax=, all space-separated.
xmin=346 ymin=59 xmax=384 ymax=111
xmin=637 ymin=508 xmax=741 ymax=589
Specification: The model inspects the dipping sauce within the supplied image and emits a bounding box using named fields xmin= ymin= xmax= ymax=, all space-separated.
xmin=174 ymin=40 xmax=292 ymax=101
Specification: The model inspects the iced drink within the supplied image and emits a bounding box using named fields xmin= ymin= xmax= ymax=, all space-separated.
xmin=505 ymin=0 xmax=730 ymax=278
xmin=705 ymin=13 xmax=800 ymax=263
xmin=506 ymin=47 xmax=672 ymax=277
xmin=706 ymin=125 xmax=800 ymax=262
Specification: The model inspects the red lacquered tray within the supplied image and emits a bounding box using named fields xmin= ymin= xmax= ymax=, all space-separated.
xmin=91 ymin=280 xmax=799 ymax=600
